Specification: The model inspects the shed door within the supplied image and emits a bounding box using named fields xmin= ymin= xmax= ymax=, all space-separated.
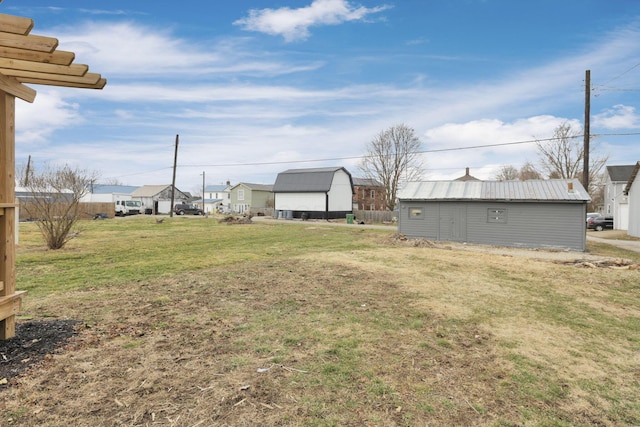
xmin=438 ymin=204 xmax=467 ymax=242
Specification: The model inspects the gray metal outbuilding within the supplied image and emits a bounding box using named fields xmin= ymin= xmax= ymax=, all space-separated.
xmin=397 ymin=179 xmax=591 ymax=251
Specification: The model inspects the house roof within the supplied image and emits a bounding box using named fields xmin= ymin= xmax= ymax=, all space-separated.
xmin=230 ymin=183 xmax=273 ymax=192
xmin=454 ymin=167 xmax=480 ymax=182
xmin=398 ymin=179 xmax=591 ymax=202
xmin=606 ymin=164 xmax=636 ymax=183
xmin=353 ymin=177 xmax=383 ymax=187
xmin=205 ymin=184 xmax=229 ymax=192
xmin=131 ymin=185 xmax=172 ymax=197
xmin=90 ymin=184 xmax=139 ymax=195
xmin=273 ymin=167 xmax=353 ymax=193
xmin=623 ymin=161 xmax=640 ymax=195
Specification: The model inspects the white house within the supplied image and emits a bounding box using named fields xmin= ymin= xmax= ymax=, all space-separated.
xmin=272 ymin=167 xmax=354 ymax=219
xmin=603 ymin=164 xmax=635 ymax=230
xmin=203 ymin=182 xmax=232 ymax=214
xmin=624 ymin=161 xmax=640 ymax=238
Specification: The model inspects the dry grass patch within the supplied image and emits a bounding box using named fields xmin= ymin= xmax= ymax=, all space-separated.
xmin=2 ymin=219 xmax=639 ymax=426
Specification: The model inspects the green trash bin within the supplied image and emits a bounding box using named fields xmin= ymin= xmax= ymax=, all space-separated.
xmin=346 ymin=214 xmax=355 ymax=224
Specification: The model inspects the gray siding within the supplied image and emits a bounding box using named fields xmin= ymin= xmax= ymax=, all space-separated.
xmin=399 ymin=201 xmax=587 ymax=251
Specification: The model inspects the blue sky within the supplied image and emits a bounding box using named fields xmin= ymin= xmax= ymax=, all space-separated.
xmin=5 ymin=0 xmax=640 ymax=194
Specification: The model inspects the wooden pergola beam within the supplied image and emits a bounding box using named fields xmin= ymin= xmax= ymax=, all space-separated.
xmin=18 ymin=77 xmax=107 ymax=90
xmin=0 ymin=74 xmax=36 ymax=103
xmin=0 ymin=46 xmax=75 ymax=66
xmin=4 ymin=69 xmax=101 ymax=86
xmin=0 ymin=13 xmax=34 ymax=36
xmin=0 ymin=32 xmax=58 ymax=53
xmin=0 ymin=57 xmax=88 ymax=77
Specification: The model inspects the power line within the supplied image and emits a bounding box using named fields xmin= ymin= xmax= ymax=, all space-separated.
xmin=597 ymin=61 xmax=640 ymax=87
xmin=97 ymin=130 xmax=640 ymax=182
xmin=178 ymin=132 xmax=640 ymax=169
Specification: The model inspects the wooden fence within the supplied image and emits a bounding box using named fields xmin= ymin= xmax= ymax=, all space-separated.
xmin=353 ymin=210 xmax=396 ymax=224
xmin=18 ymin=202 xmax=115 ymax=222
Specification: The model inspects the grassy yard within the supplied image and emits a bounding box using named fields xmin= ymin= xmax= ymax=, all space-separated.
xmin=2 ymin=215 xmax=639 ymax=426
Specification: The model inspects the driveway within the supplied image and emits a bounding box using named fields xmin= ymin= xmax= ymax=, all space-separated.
xmin=586 ymin=230 xmax=640 ymax=254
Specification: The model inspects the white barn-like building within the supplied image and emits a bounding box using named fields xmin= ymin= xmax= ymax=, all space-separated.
xmin=273 ymin=167 xmax=354 ymax=220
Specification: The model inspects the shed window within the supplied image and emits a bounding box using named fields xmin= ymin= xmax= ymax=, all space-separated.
xmin=409 ymin=207 xmax=424 ymax=219
xmin=238 ymin=189 xmax=245 ymax=201
xmin=487 ymin=208 xmax=507 ymax=223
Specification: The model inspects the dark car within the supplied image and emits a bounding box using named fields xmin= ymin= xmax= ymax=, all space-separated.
xmin=586 ymin=212 xmax=601 ymax=223
xmin=173 ymin=204 xmax=204 ymax=215
xmin=587 ymin=216 xmax=614 ymax=231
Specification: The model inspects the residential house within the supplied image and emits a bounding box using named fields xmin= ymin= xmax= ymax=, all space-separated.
xmin=229 ymin=183 xmax=274 ymax=215
xmin=272 ymin=167 xmax=354 ymax=219
xmin=203 ymin=182 xmax=232 ymax=214
xmin=624 ymin=161 xmax=640 ymax=238
xmin=454 ymin=167 xmax=481 ymax=182
xmin=603 ymin=164 xmax=635 ymax=230
xmin=352 ymin=178 xmax=386 ymax=211
xmin=131 ymin=184 xmax=191 ymax=214
xmin=397 ymin=179 xmax=591 ymax=251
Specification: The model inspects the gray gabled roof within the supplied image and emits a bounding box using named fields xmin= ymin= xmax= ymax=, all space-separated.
xmin=606 ymin=164 xmax=636 ymax=182
xmin=353 ymin=177 xmax=383 ymax=187
xmin=205 ymin=184 xmax=230 ymax=192
xmin=624 ymin=161 xmax=640 ymax=195
xmin=273 ymin=167 xmax=353 ymax=193
xmin=230 ymin=183 xmax=273 ymax=192
xmin=398 ymin=179 xmax=590 ymax=202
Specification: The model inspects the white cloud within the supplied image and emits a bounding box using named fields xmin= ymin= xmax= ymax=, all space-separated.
xmin=421 ymin=116 xmax=583 ymax=180
xmin=50 ymin=22 xmax=321 ymax=78
xmin=15 ymin=91 xmax=81 ymax=145
xmin=234 ymin=0 xmax=391 ymax=42
xmin=593 ymin=104 xmax=640 ymax=129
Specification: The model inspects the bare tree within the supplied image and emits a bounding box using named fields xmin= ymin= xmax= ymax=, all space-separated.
xmin=519 ymin=161 xmax=543 ymax=180
xmin=536 ymin=122 xmax=607 ymax=184
xmin=23 ymin=164 xmax=99 ymax=249
xmin=494 ymin=165 xmax=519 ymax=181
xmin=495 ymin=162 xmax=543 ymax=181
xmin=359 ymin=124 xmax=424 ymax=210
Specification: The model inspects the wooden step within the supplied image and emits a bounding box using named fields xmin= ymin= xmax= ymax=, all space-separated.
xmin=0 ymin=291 xmax=27 ymax=321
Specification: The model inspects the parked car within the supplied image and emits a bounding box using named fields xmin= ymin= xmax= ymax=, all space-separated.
xmin=587 ymin=216 xmax=614 ymax=231
xmin=586 ymin=212 xmax=601 ymax=223
xmin=174 ymin=204 xmax=204 ymax=215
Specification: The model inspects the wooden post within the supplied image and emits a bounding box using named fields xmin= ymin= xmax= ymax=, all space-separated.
xmin=0 ymin=11 xmax=105 ymax=340
xmin=0 ymin=91 xmax=21 ymax=339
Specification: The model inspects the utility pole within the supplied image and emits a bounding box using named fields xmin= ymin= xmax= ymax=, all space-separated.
xmin=202 ymin=171 xmax=206 ymax=215
xmin=170 ymin=134 xmax=179 ymax=218
xmin=24 ymin=154 xmax=31 ymax=185
xmin=583 ymin=69 xmax=590 ymax=191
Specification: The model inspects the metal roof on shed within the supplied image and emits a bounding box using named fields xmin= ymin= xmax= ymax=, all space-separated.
xmin=397 ymin=179 xmax=590 ymax=202
xmin=273 ymin=167 xmax=352 ymax=193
